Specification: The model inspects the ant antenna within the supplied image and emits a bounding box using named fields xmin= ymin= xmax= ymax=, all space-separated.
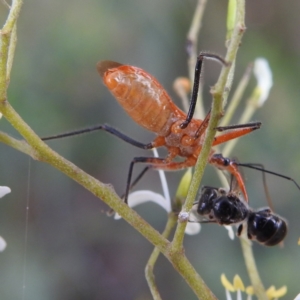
xmin=229 ymin=174 xmax=235 ymax=194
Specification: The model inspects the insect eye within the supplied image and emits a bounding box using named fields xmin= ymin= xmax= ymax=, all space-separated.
xmin=224 ymin=158 xmax=230 ymax=166
xmin=196 ymin=188 xmax=218 ymax=215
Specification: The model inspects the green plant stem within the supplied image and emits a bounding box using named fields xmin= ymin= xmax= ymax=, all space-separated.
xmin=6 ymin=24 xmax=17 ymax=81
xmin=145 ymin=214 xmax=177 ymax=300
xmin=219 ymin=62 xmax=253 ymax=127
xmin=240 ymin=236 xmax=267 ymax=300
xmin=0 ymin=0 xmax=23 ymax=97
xmin=1 ymin=0 xmax=11 ymax=9
xmin=187 ymin=0 xmax=207 ymax=83
xmin=187 ymin=0 xmax=208 ymax=119
xmin=0 ymin=131 xmax=35 ymax=157
xmin=171 ymin=258 xmax=217 ymax=300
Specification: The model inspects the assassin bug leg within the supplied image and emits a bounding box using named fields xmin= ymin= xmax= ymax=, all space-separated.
xmin=209 ymin=153 xmax=249 ymax=202
xmin=42 ymin=124 xmax=154 ymax=150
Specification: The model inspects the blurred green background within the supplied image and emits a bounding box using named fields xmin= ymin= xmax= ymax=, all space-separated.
xmin=1 ymin=0 xmax=300 ymax=299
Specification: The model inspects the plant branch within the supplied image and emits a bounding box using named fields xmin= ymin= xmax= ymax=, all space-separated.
xmin=0 ymin=0 xmax=23 ymax=98
xmin=219 ymin=62 xmax=253 ymax=127
xmin=186 ymin=0 xmax=208 ymax=119
xmin=145 ymin=213 xmax=177 ymax=300
xmin=240 ymin=236 xmax=267 ymax=300
xmin=0 ymin=130 xmax=36 ymax=157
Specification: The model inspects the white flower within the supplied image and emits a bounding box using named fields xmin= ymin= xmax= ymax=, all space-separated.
xmin=114 ymin=190 xmax=169 ymax=220
xmin=253 ymin=58 xmax=273 ymax=106
xmin=0 ymin=186 xmax=11 ymax=198
xmin=294 ymin=293 xmax=300 ymax=300
xmin=224 ymin=225 xmax=235 ymax=240
xmin=185 ymin=222 xmax=201 ymax=235
xmin=114 ymin=189 xmax=200 ymax=235
xmin=0 ymin=186 xmax=11 ymax=252
xmin=0 ymin=237 xmax=7 ymax=252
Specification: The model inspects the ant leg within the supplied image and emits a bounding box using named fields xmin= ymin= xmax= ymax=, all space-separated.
xmin=188 ymin=219 xmax=218 ymax=224
xmin=41 ymin=124 xmax=153 ymax=150
xmin=237 ymin=224 xmax=244 ymax=236
xmin=180 ymin=52 xmax=228 ymax=129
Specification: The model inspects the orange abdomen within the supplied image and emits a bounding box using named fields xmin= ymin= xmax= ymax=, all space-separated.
xmin=97 ymin=61 xmax=186 ymax=135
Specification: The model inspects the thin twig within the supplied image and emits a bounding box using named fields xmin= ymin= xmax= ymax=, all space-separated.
xmin=222 ymin=90 xmax=260 ymax=157
xmin=186 ymin=0 xmax=208 ymax=119
xmin=240 ymin=235 xmax=267 ymax=300
xmin=219 ymin=62 xmax=253 ymax=127
xmin=145 ymin=214 xmax=177 ymax=300
xmin=0 ymin=0 xmax=23 ymax=99
xmin=1 ymin=0 xmax=11 ymax=9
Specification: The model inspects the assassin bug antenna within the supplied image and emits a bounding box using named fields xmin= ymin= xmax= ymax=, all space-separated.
xmin=180 ymin=52 xmax=229 ymax=129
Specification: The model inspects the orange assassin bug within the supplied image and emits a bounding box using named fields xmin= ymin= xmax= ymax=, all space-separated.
xmin=42 ymin=53 xmax=261 ymax=204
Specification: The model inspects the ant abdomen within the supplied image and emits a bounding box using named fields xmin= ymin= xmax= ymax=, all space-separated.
xmin=247 ymin=208 xmax=287 ymax=246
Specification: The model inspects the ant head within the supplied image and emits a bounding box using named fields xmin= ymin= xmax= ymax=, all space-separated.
xmin=196 ymin=187 xmax=218 ymax=215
